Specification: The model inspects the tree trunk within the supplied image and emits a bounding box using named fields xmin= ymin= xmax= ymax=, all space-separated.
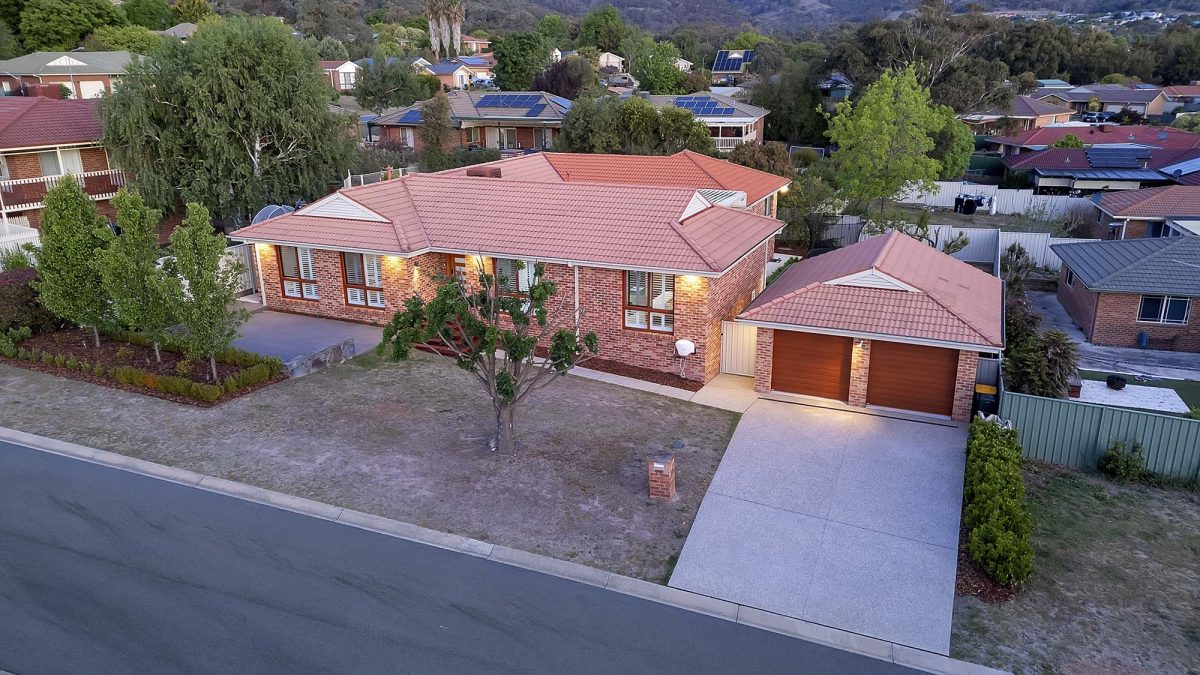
xmin=153 ymin=342 xmax=161 ymax=363
xmin=91 ymin=325 xmax=100 ymax=349
xmin=493 ymin=404 xmax=516 ymax=454
xmin=209 ymin=355 xmax=218 ymax=383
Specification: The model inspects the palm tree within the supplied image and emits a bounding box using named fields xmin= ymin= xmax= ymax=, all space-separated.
xmin=423 ymin=0 xmax=464 ymax=60
xmin=423 ymin=0 xmax=442 ymax=58
xmin=447 ymin=0 xmax=464 ymax=58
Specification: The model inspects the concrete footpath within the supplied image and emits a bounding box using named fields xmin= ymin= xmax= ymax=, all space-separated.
xmin=0 ymin=428 xmax=1005 ymax=675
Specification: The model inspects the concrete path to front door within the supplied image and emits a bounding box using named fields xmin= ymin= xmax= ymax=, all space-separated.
xmin=670 ymin=400 xmax=966 ymax=655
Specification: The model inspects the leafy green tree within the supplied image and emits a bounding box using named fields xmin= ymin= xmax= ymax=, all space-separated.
xmin=492 ymin=31 xmax=549 ymax=91
xmin=556 ymin=95 xmax=713 ymax=155
xmin=168 ymin=202 xmax=248 ymax=382
xmin=353 ymin=51 xmax=439 ymax=113
xmin=377 ymin=262 xmax=598 ymax=454
xmin=416 ymin=90 xmax=452 ymax=171
xmin=931 ymin=109 xmax=973 ymax=180
xmin=1051 ymin=134 xmax=1084 ymax=148
xmin=575 ymin=4 xmax=624 ymax=53
xmin=827 ymin=66 xmax=945 ymax=215
xmin=724 ymin=31 xmax=768 ymax=51
xmin=1173 ymin=114 xmax=1200 ymax=133
xmin=97 ymin=191 xmax=175 ymax=362
xmin=1152 ymin=25 xmax=1200 ymax=85
xmin=749 ymin=57 xmax=826 ymax=145
xmin=681 ymin=70 xmax=709 ymax=93
xmin=531 ymin=56 xmax=597 ymax=100
xmin=1004 ymin=329 xmax=1078 ymax=399
xmin=122 ymin=0 xmax=173 ymax=30
xmin=0 ymin=0 xmax=26 ymax=39
xmin=19 ymin=0 xmax=123 ymax=51
xmin=31 ymin=176 xmax=112 ymax=347
xmin=374 ymin=23 xmax=425 ymax=56
xmin=535 ymin=14 xmax=568 ymax=47
xmin=86 ymin=24 xmax=164 ymax=53
xmin=657 ymin=106 xmax=713 ymax=154
xmin=0 ymin=19 xmax=20 ymax=59
xmin=631 ymin=40 xmax=685 ymax=94
xmin=727 ymin=141 xmax=795 ymax=177
xmin=100 ymin=16 xmax=354 ymax=226
xmin=172 ymin=0 xmax=210 ymax=24
xmin=314 ymin=35 xmax=349 ymax=60
xmin=994 ymin=21 xmax=1074 ymax=78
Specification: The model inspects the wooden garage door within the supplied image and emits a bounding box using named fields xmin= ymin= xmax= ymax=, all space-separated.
xmin=771 ymin=331 xmax=852 ymax=401
xmin=866 ymin=341 xmax=959 ymax=416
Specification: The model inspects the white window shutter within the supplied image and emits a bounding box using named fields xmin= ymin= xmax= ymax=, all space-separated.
xmin=365 ymin=254 xmax=382 ymax=288
xmin=367 ymin=290 xmax=385 ymax=308
xmin=298 ymin=248 xmax=315 ymax=280
xmin=347 ymin=287 xmax=365 ymax=305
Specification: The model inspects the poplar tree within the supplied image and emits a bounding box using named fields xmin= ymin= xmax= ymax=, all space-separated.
xmin=32 ymin=176 xmax=112 ymax=348
xmin=97 ymin=190 xmax=175 ymax=362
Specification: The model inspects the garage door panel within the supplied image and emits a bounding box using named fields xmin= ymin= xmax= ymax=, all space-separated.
xmin=866 ymin=341 xmax=958 ymax=416
xmin=771 ymin=331 xmax=852 ymax=401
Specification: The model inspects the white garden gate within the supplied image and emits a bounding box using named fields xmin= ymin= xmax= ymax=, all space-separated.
xmin=719 ymin=321 xmax=757 ymax=376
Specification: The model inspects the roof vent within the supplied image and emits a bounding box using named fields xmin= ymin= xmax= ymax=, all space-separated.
xmin=465 ymin=166 xmax=502 ymax=178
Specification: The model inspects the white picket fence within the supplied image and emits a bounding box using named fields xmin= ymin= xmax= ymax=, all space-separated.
xmin=897 ymin=181 xmax=1096 ymax=219
xmin=860 ymin=224 xmax=1096 ymax=271
xmin=0 ymin=221 xmax=39 ymax=270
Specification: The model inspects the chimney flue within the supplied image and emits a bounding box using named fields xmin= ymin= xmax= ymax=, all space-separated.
xmin=465 ymin=166 xmax=502 ymax=178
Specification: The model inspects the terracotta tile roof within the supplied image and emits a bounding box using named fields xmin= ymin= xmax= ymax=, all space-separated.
xmin=1097 ymin=185 xmax=1200 ymax=218
xmin=438 ymin=150 xmax=791 ymax=204
xmin=738 ymin=231 xmax=1003 ymax=349
xmin=1002 ymin=146 xmax=1200 ymax=172
xmin=992 ymin=125 xmax=1200 ymax=151
xmin=1163 ymin=84 xmax=1200 ymax=97
xmin=0 ymin=97 xmax=101 ymax=150
xmin=232 ymin=173 xmax=783 ymax=274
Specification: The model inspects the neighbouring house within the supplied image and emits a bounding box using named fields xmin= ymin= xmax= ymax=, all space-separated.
xmin=229 ymin=153 xmax=792 ymax=383
xmin=0 ymin=51 xmax=135 ymax=99
xmin=675 ymin=57 xmax=693 ymax=73
xmin=710 ymin=49 xmax=754 ymax=84
xmin=737 ymin=230 xmax=1003 ymax=422
xmin=597 ymin=52 xmax=625 ymax=72
xmin=1054 ymin=237 xmax=1200 ymax=352
xmin=1034 ymin=83 xmax=1167 ymax=118
xmin=159 ymin=22 xmax=197 ymax=40
xmin=1001 ymin=146 xmax=1192 ymax=195
xmin=426 ymin=60 xmax=473 ymax=90
xmin=320 ymin=60 xmax=361 ymax=93
xmin=817 ymin=71 xmax=853 ymax=113
xmin=1162 ymin=83 xmax=1200 ymax=116
xmin=460 ymin=35 xmax=490 ymax=54
xmin=986 ymin=124 xmax=1200 ymax=156
xmin=1092 ymin=185 xmax=1200 ymax=239
xmin=367 ymin=90 xmax=571 ymax=152
xmin=960 ymin=95 xmax=1075 ymax=135
xmin=642 ymin=93 xmax=768 ymax=152
xmin=0 ymin=97 xmax=125 ymax=232
xmin=453 ymin=55 xmax=495 ymax=81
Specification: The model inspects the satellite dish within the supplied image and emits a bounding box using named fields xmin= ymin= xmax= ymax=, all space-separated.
xmin=251 ymin=204 xmax=295 ymax=224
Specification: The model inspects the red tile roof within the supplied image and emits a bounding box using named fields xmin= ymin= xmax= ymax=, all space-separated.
xmin=318 ymin=60 xmax=354 ymax=70
xmin=439 ymin=150 xmax=792 ymax=204
xmin=0 ymin=97 xmax=101 ymax=150
xmin=992 ymin=125 xmax=1200 ymax=150
xmin=1002 ymin=146 xmax=1200 ymax=171
xmin=738 ymin=231 xmax=1003 ymax=349
xmin=232 ymin=173 xmax=783 ymax=274
xmin=1097 ymin=185 xmax=1200 ymax=218
xmin=1163 ymin=85 xmax=1200 ymax=97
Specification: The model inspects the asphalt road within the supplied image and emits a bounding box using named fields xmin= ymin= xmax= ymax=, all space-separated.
xmin=0 ymin=440 xmax=918 ymax=674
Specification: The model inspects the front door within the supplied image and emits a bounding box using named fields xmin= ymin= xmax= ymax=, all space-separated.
xmin=447 ymin=254 xmax=469 ymax=280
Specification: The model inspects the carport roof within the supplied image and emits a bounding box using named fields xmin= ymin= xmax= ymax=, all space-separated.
xmin=738 ymin=231 xmax=1004 ymax=350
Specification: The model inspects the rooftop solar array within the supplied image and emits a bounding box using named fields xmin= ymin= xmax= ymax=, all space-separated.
xmin=397 ymin=109 xmax=423 ymax=124
xmin=673 ymin=95 xmax=736 ymax=116
xmin=477 ymin=94 xmax=542 ymax=108
xmin=524 ymin=103 xmax=547 ymax=117
xmin=1086 ymin=147 xmax=1151 ymax=168
xmin=712 ymin=49 xmax=754 ymax=72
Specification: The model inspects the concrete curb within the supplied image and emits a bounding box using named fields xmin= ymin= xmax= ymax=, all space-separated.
xmin=0 ymin=426 xmax=1009 ymax=675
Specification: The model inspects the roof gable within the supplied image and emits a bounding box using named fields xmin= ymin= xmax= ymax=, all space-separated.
xmin=297 ymin=193 xmax=389 ymax=222
xmin=0 ymin=97 xmax=101 ymax=150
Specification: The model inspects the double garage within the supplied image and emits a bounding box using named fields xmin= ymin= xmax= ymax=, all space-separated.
xmin=769 ymin=331 xmax=966 ymax=418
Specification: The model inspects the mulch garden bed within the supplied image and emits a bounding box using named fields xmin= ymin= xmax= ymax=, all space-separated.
xmin=580 ymin=357 xmax=705 ymax=392
xmin=955 ymin=523 xmax=1019 ymax=604
xmin=3 ymin=328 xmax=285 ymax=407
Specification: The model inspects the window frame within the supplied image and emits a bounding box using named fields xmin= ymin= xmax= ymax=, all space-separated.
xmin=1137 ymin=294 xmax=1190 ymax=325
xmin=1065 ymin=268 xmax=1075 ymax=287
xmin=341 ymin=252 xmax=385 ymax=309
xmin=492 ymin=257 xmax=536 ymax=295
xmin=622 ymin=270 xmax=675 ymax=334
xmin=277 ymin=245 xmax=319 ymax=301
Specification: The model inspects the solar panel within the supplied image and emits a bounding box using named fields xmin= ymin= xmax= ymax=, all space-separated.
xmin=1086 ymin=147 xmax=1150 ymax=168
xmin=525 ymin=103 xmax=547 ymax=117
xmin=397 ymin=109 xmax=423 ymax=124
xmin=712 ymin=49 xmax=753 ymax=72
xmin=477 ymin=94 xmax=541 ymax=108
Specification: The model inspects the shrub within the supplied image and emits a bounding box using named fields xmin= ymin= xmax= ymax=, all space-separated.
xmin=0 ymin=246 xmax=32 ymax=270
xmin=0 ymin=267 xmax=60 ymax=334
xmin=765 ymin=257 xmax=799 ymax=286
xmin=40 ymin=351 xmax=53 ymax=365
xmin=1097 ymin=440 xmax=1146 ymax=482
xmin=176 ymin=358 xmax=194 ymax=378
xmin=92 ymin=363 xmax=105 ymax=377
xmin=963 ymin=419 xmax=1034 ymax=586
xmin=0 ymin=325 xmax=32 ymax=357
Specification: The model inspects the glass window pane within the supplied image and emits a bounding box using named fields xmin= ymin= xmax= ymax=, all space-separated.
xmin=280 ymin=246 xmax=299 ymax=278
xmin=650 ymin=274 xmax=674 ymax=310
xmin=624 ymin=309 xmax=648 ymax=329
xmin=297 ymin=248 xmax=315 ymax=280
xmin=344 ymin=253 xmax=365 ymax=285
xmin=496 ymin=258 xmax=519 ymax=292
xmin=626 ymin=271 xmax=648 ymax=306
xmin=650 ymin=312 xmax=674 ymax=332
xmin=365 ymin=255 xmax=382 ymax=287
xmin=37 ymin=151 xmax=60 ymax=176
xmin=1165 ymin=297 xmax=1189 ymax=324
xmin=1138 ymin=296 xmax=1163 ymax=322
xmin=59 ymin=149 xmax=83 ymax=174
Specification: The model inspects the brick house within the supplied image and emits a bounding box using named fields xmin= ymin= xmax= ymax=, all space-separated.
xmin=643 ymin=93 xmax=768 ymax=153
xmin=960 ymin=95 xmax=1074 ymax=135
xmin=0 ymin=51 xmax=135 ymax=99
xmin=1092 ymin=185 xmax=1200 ymax=239
xmin=1053 ymin=237 xmax=1200 ymax=352
xmin=368 ymin=90 xmax=571 ymax=152
xmin=0 ymin=97 xmax=125 ymax=231
xmin=320 ymin=60 xmax=361 ymax=93
xmin=230 ymin=154 xmax=791 ymax=383
xmin=737 ymin=231 xmax=1003 ymax=422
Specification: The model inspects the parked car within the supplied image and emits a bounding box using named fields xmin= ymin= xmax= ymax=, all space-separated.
xmin=471 ymin=76 xmax=496 ymax=89
xmin=607 ymin=73 xmax=639 ymax=88
xmin=1081 ymin=111 xmax=1116 ymax=123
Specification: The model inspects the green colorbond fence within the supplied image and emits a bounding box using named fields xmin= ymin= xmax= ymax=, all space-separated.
xmin=1000 ymin=391 xmax=1200 ymax=480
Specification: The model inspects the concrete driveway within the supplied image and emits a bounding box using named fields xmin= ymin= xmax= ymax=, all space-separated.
xmin=670 ymin=400 xmax=966 ymax=655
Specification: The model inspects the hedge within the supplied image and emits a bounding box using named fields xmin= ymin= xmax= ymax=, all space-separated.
xmin=963 ymin=419 xmax=1034 ymax=585
xmin=0 ymin=267 xmax=60 ymax=334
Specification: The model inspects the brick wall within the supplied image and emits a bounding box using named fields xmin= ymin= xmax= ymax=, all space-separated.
xmin=80 ymin=147 xmax=109 ymax=172
xmin=5 ymin=152 xmax=42 ymax=179
xmin=701 ymin=240 xmax=769 ymax=381
xmin=1090 ymin=292 xmax=1200 ymax=352
xmin=952 ymin=350 xmax=979 ymax=422
xmin=753 ymin=327 xmax=773 ymax=393
xmin=1121 ymin=219 xmax=1150 ymax=239
xmin=1056 ymin=265 xmax=1097 ymax=339
xmin=848 ymin=338 xmax=870 ymax=406
xmin=257 ymin=245 xmax=419 ymax=324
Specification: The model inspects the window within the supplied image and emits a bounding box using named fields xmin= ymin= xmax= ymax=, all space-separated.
xmin=494 ymin=258 xmax=535 ymax=293
xmin=1137 ymin=295 xmax=1190 ymax=324
xmin=465 ymin=127 xmax=482 ymax=145
xmin=624 ymin=271 xmax=674 ymax=333
xmin=1065 ymin=268 xmax=1075 ymax=287
xmin=339 ymin=71 xmax=356 ymax=88
xmin=278 ymin=246 xmax=318 ymax=299
xmin=499 ymin=128 xmax=518 ymax=149
xmin=343 ymin=252 xmax=384 ymax=308
xmin=36 ymin=149 xmax=82 ymax=176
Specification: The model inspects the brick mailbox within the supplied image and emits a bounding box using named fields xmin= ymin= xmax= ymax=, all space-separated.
xmin=648 ymin=453 xmax=676 ymax=500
